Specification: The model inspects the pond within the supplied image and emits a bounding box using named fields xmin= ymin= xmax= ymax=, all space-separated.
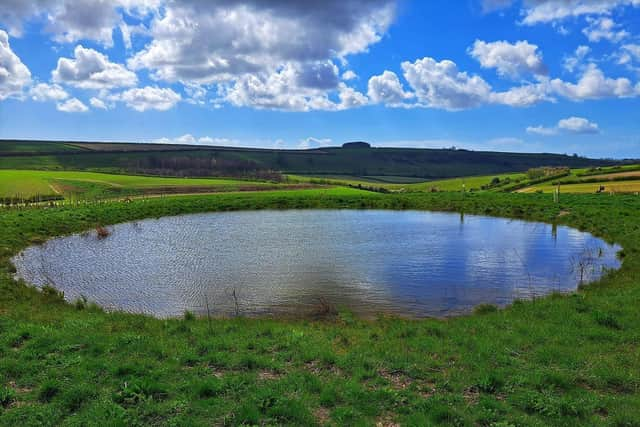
xmin=12 ymin=210 xmax=621 ymax=318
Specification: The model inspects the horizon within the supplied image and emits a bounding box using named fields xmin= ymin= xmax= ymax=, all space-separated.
xmin=1 ymin=1 xmax=639 ymax=157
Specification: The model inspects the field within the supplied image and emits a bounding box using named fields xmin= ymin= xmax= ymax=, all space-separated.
xmin=519 ymin=165 xmax=640 ymax=194
xmin=0 ymin=170 xmax=295 ymax=201
xmin=1 ymin=189 xmax=639 ymax=426
xmin=0 ymin=139 xmax=615 ymax=180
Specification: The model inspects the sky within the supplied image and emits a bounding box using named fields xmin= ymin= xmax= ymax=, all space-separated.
xmin=0 ymin=0 xmax=639 ymax=158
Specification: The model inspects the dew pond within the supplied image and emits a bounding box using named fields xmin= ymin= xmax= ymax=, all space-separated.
xmin=13 ymin=210 xmax=621 ymax=318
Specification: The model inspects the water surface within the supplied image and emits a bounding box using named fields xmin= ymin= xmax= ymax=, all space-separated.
xmin=13 ymin=210 xmax=621 ymax=318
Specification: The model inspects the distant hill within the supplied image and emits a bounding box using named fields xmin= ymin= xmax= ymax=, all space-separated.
xmin=0 ymin=139 xmax=623 ymax=180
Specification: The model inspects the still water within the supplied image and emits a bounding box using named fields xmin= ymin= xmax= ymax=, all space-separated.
xmin=13 ymin=210 xmax=621 ymax=318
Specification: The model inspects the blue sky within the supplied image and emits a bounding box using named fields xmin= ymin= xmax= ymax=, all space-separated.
xmin=0 ymin=0 xmax=639 ymax=158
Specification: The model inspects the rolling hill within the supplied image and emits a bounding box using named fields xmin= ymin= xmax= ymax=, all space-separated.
xmin=0 ymin=139 xmax=623 ymax=180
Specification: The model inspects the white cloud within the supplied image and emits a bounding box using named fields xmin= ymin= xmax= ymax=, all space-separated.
xmin=0 ymin=30 xmax=31 ymax=100
xmin=401 ymin=57 xmax=492 ymax=110
xmin=298 ymin=137 xmax=333 ymax=149
xmin=369 ymin=57 xmax=550 ymax=110
xmin=550 ymin=63 xmax=635 ymax=100
xmin=152 ymin=134 xmax=238 ymax=146
xmin=489 ymin=83 xmax=553 ymax=107
xmin=89 ymin=97 xmax=109 ymax=109
xmin=582 ymin=17 xmax=629 ymax=43
xmin=618 ymin=44 xmax=640 ymax=65
xmin=563 ymin=45 xmax=591 ymax=72
xmin=367 ymin=70 xmax=413 ymax=106
xmin=527 ymin=116 xmax=600 ymax=135
xmin=222 ymin=62 xmax=366 ymax=111
xmin=30 ymin=82 xmax=69 ymax=102
xmin=127 ymin=1 xmax=395 ymax=84
xmin=558 ymin=116 xmax=600 ymax=133
xmin=342 ymin=70 xmax=358 ymax=80
xmin=0 ymin=0 xmax=159 ymax=45
xmin=52 ymin=45 xmax=138 ymax=90
xmin=113 ymin=86 xmax=181 ymax=111
xmin=337 ymin=83 xmax=369 ymax=109
xmin=526 ymin=125 xmax=559 ymax=136
xmin=469 ymin=40 xmax=547 ymax=78
xmin=56 ymin=97 xmax=89 ymax=113
xmin=519 ymin=0 xmax=640 ymax=25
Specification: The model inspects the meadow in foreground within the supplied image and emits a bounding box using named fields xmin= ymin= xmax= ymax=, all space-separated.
xmin=0 ymin=188 xmax=639 ymax=426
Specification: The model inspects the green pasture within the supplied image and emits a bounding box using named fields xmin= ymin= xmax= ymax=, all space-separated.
xmin=0 ymin=190 xmax=639 ymax=425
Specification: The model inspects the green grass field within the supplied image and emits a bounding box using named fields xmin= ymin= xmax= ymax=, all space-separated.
xmin=0 ymin=170 xmax=292 ymax=201
xmin=1 ymin=189 xmax=639 ymax=425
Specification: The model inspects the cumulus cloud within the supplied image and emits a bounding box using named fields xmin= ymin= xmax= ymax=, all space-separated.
xmin=527 ymin=116 xmax=600 ymax=135
xmin=125 ymin=0 xmax=395 ymax=110
xmin=369 ymin=57 xmax=550 ymax=110
xmin=550 ymin=63 xmax=636 ymax=100
xmin=401 ymin=57 xmax=492 ymax=110
xmin=367 ymin=70 xmax=413 ymax=106
xmin=152 ymin=134 xmax=238 ymax=146
xmin=2 ymin=1 xmax=395 ymax=112
xmin=618 ymin=44 xmax=640 ymax=65
xmin=526 ymin=125 xmax=559 ymax=136
xmin=30 ymin=82 xmax=68 ymax=102
xmin=582 ymin=17 xmax=629 ymax=43
xmin=482 ymin=1 xmax=640 ymax=25
xmin=558 ymin=116 xmax=600 ymax=133
xmin=342 ymin=70 xmax=358 ymax=80
xmin=469 ymin=40 xmax=547 ymax=78
xmin=0 ymin=0 xmax=158 ymax=45
xmin=89 ymin=97 xmax=109 ymax=109
xmin=127 ymin=0 xmax=395 ymax=84
xmin=112 ymin=86 xmax=181 ymax=111
xmin=337 ymin=83 xmax=369 ymax=109
xmin=52 ymin=45 xmax=137 ymax=90
xmin=563 ymin=45 xmax=591 ymax=72
xmin=489 ymin=83 xmax=552 ymax=107
xmin=221 ymin=63 xmax=367 ymax=111
xmin=56 ymin=97 xmax=89 ymax=113
xmin=520 ymin=0 xmax=640 ymax=25
xmin=0 ymin=30 xmax=31 ymax=100
xmin=298 ymin=137 xmax=333 ymax=149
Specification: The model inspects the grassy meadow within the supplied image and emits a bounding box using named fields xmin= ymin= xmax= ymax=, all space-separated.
xmin=0 ymin=188 xmax=639 ymax=426
xmin=0 ymin=170 xmax=300 ymax=201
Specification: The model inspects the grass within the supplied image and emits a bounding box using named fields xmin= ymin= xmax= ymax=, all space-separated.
xmin=521 ymin=181 xmax=640 ymax=194
xmin=0 ymin=170 xmax=295 ymax=200
xmin=0 ymin=188 xmax=639 ymax=425
xmin=291 ymin=172 xmax=527 ymax=192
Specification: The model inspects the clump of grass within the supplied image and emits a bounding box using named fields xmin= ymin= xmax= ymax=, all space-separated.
xmin=475 ymin=374 xmax=504 ymax=394
xmin=41 ymin=284 xmax=65 ymax=302
xmin=95 ymin=225 xmax=110 ymax=239
xmin=0 ymin=387 xmax=16 ymax=408
xmin=594 ymin=311 xmax=622 ymax=330
xmin=183 ymin=310 xmax=195 ymax=321
xmin=38 ymin=380 xmax=61 ymax=403
xmin=74 ymin=295 xmax=88 ymax=310
xmin=474 ymin=304 xmax=499 ymax=315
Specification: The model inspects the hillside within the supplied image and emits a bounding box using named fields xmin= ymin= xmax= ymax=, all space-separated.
xmin=0 ymin=140 xmax=619 ymax=180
